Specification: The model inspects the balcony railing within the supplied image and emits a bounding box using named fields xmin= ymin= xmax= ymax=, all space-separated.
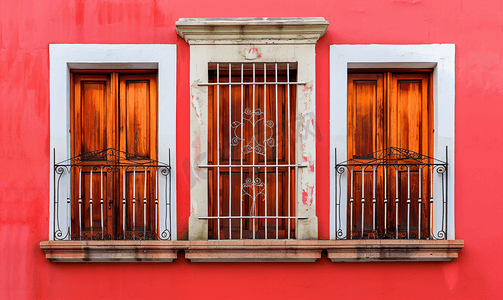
xmin=53 ymin=148 xmax=172 ymax=241
xmin=335 ymin=147 xmax=448 ymax=240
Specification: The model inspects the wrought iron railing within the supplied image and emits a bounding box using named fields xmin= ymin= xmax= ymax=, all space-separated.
xmin=53 ymin=148 xmax=172 ymax=241
xmin=335 ymin=147 xmax=448 ymax=240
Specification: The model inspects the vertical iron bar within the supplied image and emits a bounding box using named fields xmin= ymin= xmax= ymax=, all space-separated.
xmin=90 ymin=167 xmax=93 ymax=239
xmin=445 ymin=146 xmax=449 ymax=239
xmin=418 ymin=166 xmax=422 ymax=239
xmin=168 ymin=150 xmax=172 ymax=239
xmin=264 ymin=63 xmax=268 ymax=239
xmin=229 ymin=63 xmax=232 ymax=240
xmin=350 ymin=167 xmax=353 ymax=239
xmin=155 ymin=169 xmax=158 ymax=238
xmin=361 ymin=167 xmax=364 ymax=238
xmin=133 ymin=166 xmax=136 ymax=240
xmin=217 ymin=63 xmax=220 ymax=240
xmin=334 ymin=148 xmax=337 ymax=239
xmin=407 ymin=166 xmax=410 ymax=239
xmin=123 ymin=167 xmax=126 ymax=240
xmin=287 ymin=63 xmax=291 ymax=239
xmin=79 ymin=167 xmax=82 ymax=240
xmin=67 ymin=168 xmax=71 ymax=240
xmin=53 ymin=149 xmax=56 ymax=240
xmin=384 ymin=166 xmax=387 ymax=236
xmin=240 ymin=64 xmax=244 ymax=240
xmin=275 ymin=63 xmax=279 ymax=240
xmin=144 ymin=168 xmax=147 ymax=240
xmin=430 ymin=165 xmax=433 ymax=239
xmin=395 ymin=165 xmax=399 ymax=239
xmin=372 ymin=165 xmax=376 ymax=232
xmin=100 ymin=167 xmax=104 ymax=239
xmin=252 ymin=63 xmax=256 ymax=240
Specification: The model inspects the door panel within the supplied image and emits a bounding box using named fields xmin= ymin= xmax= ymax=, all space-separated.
xmin=347 ymin=71 xmax=432 ymax=239
xmin=71 ymin=72 xmax=157 ymax=240
xmin=119 ymin=74 xmax=158 ymax=239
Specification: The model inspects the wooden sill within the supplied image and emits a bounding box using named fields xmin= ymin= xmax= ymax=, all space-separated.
xmin=40 ymin=240 xmax=463 ymax=263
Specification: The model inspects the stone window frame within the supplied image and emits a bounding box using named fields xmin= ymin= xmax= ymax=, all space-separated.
xmin=176 ymin=18 xmax=329 ymax=242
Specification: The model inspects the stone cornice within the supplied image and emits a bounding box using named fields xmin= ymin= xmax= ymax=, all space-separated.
xmin=175 ymin=17 xmax=329 ymax=45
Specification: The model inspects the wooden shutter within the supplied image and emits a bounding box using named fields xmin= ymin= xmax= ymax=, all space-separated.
xmin=387 ymin=73 xmax=432 ymax=238
xmin=71 ymin=72 xmax=158 ymax=240
xmin=208 ymin=65 xmax=296 ymax=239
xmin=118 ymin=74 xmax=158 ymax=239
xmin=347 ymin=71 xmax=432 ymax=238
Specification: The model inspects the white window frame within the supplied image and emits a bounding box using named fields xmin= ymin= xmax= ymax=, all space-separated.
xmin=330 ymin=44 xmax=455 ymax=240
xmin=49 ymin=44 xmax=177 ymax=241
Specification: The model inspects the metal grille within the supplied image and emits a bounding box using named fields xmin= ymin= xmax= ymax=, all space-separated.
xmin=53 ymin=148 xmax=172 ymax=240
xmin=335 ymin=147 xmax=448 ymax=240
xmin=199 ymin=62 xmax=307 ymax=240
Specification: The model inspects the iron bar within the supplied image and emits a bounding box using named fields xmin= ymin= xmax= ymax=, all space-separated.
xmin=144 ymin=168 xmax=147 ymax=240
xmin=407 ymin=165 xmax=410 ymax=239
xmin=199 ymin=216 xmax=307 ymax=219
xmin=217 ymin=63 xmax=220 ymax=240
xmin=229 ymin=63 xmax=232 ymax=240
xmin=198 ymin=164 xmax=307 ymax=168
xmin=252 ymin=63 xmax=256 ymax=240
xmin=275 ymin=63 xmax=279 ymax=240
xmin=287 ymin=63 xmax=291 ymax=239
xmin=79 ymin=167 xmax=82 ymax=240
xmin=133 ymin=166 xmax=136 ymax=239
xmin=198 ymin=82 xmax=307 ymax=86
xmin=240 ymin=63 xmax=244 ymax=240
xmin=264 ymin=63 xmax=268 ymax=239
xmin=372 ymin=165 xmax=376 ymax=231
xmin=396 ymin=165 xmax=399 ymax=239
xmin=123 ymin=167 xmax=126 ymax=240
xmin=361 ymin=167 xmax=364 ymax=239
xmin=100 ymin=166 xmax=104 ymax=239
xmin=418 ymin=166 xmax=422 ymax=239
xmin=90 ymin=167 xmax=93 ymax=239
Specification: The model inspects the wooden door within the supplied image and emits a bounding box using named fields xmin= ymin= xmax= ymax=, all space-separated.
xmin=71 ymin=72 xmax=158 ymax=240
xmin=118 ymin=74 xmax=158 ymax=239
xmin=387 ymin=73 xmax=432 ymax=238
xmin=208 ymin=65 xmax=296 ymax=239
xmin=347 ymin=71 xmax=432 ymax=239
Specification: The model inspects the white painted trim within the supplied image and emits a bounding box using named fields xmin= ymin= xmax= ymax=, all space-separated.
xmin=49 ymin=44 xmax=177 ymax=240
xmin=329 ymin=44 xmax=455 ymax=240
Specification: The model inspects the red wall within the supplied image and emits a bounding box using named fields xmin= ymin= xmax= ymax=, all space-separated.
xmin=1 ymin=0 xmax=503 ymax=299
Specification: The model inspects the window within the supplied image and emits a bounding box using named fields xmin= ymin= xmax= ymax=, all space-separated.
xmin=66 ymin=71 xmax=165 ymax=240
xmin=330 ymin=45 xmax=456 ymax=241
xmin=343 ymin=70 xmax=436 ymax=239
xmin=205 ymin=63 xmax=299 ymax=240
xmin=177 ymin=18 xmax=329 ymax=243
xmin=48 ymin=45 xmax=177 ymax=248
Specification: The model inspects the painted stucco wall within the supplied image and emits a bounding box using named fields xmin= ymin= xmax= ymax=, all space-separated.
xmin=1 ymin=0 xmax=502 ymax=299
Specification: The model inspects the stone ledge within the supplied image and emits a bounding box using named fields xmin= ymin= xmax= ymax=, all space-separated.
xmin=184 ymin=240 xmax=322 ymax=262
xmin=40 ymin=240 xmax=464 ymax=263
xmin=324 ymin=240 xmax=464 ymax=262
xmin=40 ymin=241 xmax=182 ymax=262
